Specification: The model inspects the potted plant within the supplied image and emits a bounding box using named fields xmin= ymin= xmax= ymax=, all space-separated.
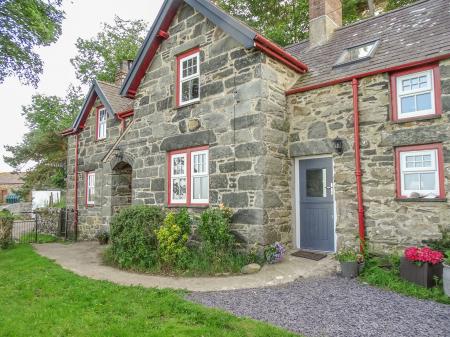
xmin=336 ymin=247 xmax=364 ymax=278
xmin=95 ymin=228 xmax=110 ymax=245
xmin=264 ymin=242 xmax=286 ymax=264
xmin=400 ymin=246 xmax=444 ymax=288
xmin=443 ymin=251 xmax=450 ymax=296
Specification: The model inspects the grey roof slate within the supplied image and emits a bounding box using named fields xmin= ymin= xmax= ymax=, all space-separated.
xmin=286 ymin=0 xmax=450 ymax=89
xmin=71 ymin=80 xmax=134 ymax=132
xmin=97 ymin=81 xmax=134 ymax=113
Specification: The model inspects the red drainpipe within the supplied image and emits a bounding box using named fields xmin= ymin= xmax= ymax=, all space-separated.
xmin=74 ymin=133 xmax=79 ymax=229
xmin=352 ymin=78 xmax=365 ymax=252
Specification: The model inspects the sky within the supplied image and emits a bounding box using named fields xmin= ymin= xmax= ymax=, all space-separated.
xmin=0 ymin=0 xmax=165 ymax=172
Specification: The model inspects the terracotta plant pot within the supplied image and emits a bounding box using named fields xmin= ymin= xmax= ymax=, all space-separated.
xmin=443 ymin=264 xmax=450 ymax=296
xmin=340 ymin=261 xmax=358 ymax=278
xmin=399 ymin=257 xmax=443 ymax=288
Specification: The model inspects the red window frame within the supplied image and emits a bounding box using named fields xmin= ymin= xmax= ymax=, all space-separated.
xmin=390 ymin=64 xmax=442 ymax=122
xmin=167 ymin=145 xmax=209 ymax=207
xmin=395 ymin=143 xmax=445 ymax=199
xmin=85 ymin=171 xmax=95 ymax=206
xmin=95 ymin=105 xmax=107 ymax=141
xmin=176 ymin=48 xmax=200 ymax=107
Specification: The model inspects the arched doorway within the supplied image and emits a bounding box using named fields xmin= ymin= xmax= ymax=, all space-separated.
xmin=111 ymin=161 xmax=132 ymax=215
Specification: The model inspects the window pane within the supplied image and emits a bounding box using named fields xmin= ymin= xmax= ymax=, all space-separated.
xmin=416 ymin=93 xmax=432 ymax=111
xmin=181 ymin=81 xmax=190 ymax=102
xmin=193 ymin=176 xmax=208 ymax=200
xmin=172 ymin=156 xmax=185 ymax=175
xmin=172 ymin=178 xmax=186 ymax=200
xmin=401 ymin=96 xmax=415 ymax=114
xmin=420 ymin=173 xmax=436 ymax=190
xmin=404 ymin=173 xmax=420 ymax=190
xmin=191 ymin=78 xmax=199 ymax=100
xmin=306 ymin=169 xmax=325 ymax=198
xmin=193 ymin=153 xmax=206 ymax=174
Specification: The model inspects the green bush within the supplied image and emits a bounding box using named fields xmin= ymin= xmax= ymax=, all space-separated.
xmin=109 ymin=205 xmax=164 ymax=269
xmin=0 ymin=210 xmax=14 ymax=249
xmin=197 ymin=207 xmax=234 ymax=252
xmin=156 ymin=212 xmax=189 ymax=267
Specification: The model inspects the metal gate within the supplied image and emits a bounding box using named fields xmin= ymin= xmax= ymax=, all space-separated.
xmin=11 ymin=208 xmax=77 ymax=243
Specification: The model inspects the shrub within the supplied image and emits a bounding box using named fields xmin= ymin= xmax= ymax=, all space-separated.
xmin=109 ymin=205 xmax=164 ymax=269
xmin=95 ymin=228 xmax=110 ymax=245
xmin=156 ymin=212 xmax=189 ymax=267
xmin=174 ymin=208 xmax=192 ymax=237
xmin=197 ymin=207 xmax=234 ymax=252
xmin=0 ymin=210 xmax=14 ymax=249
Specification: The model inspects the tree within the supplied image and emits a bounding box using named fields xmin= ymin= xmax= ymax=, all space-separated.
xmin=3 ymin=87 xmax=83 ymax=197
xmin=70 ymin=16 xmax=148 ymax=85
xmin=214 ymin=0 xmax=418 ymax=46
xmin=0 ymin=0 xmax=64 ymax=87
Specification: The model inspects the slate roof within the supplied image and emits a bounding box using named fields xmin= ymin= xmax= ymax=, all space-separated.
xmin=0 ymin=172 xmax=25 ymax=185
xmin=69 ymin=80 xmax=134 ymax=133
xmin=97 ymin=81 xmax=134 ymax=113
xmin=286 ymin=0 xmax=450 ymax=89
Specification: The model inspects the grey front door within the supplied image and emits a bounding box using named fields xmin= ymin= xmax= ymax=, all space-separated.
xmin=299 ymin=158 xmax=335 ymax=252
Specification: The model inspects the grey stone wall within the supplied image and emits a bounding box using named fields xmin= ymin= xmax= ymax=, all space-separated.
xmin=287 ymin=59 xmax=450 ymax=252
xmin=66 ymin=3 xmax=299 ymax=244
xmin=66 ymin=99 xmax=123 ymax=239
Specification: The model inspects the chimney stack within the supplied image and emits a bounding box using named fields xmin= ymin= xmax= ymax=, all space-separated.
xmin=309 ymin=0 xmax=342 ymax=47
xmin=115 ymin=60 xmax=133 ymax=86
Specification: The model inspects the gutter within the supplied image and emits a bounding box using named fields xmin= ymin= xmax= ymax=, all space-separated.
xmin=286 ymin=53 xmax=450 ymax=96
xmin=254 ymin=34 xmax=308 ymax=73
xmin=352 ymin=79 xmax=365 ymax=253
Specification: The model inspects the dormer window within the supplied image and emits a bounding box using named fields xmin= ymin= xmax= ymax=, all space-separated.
xmin=97 ymin=107 xmax=107 ymax=140
xmin=177 ymin=49 xmax=200 ymax=106
xmin=335 ymin=41 xmax=379 ymax=66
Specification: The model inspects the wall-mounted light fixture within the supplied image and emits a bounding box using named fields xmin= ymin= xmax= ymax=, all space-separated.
xmin=333 ymin=137 xmax=344 ymax=155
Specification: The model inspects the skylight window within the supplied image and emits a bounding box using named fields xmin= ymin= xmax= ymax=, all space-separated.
xmin=335 ymin=41 xmax=379 ymax=66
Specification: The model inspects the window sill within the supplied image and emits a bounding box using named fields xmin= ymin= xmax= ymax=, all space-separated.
xmin=167 ymin=204 xmax=209 ymax=209
xmin=175 ymin=101 xmax=200 ymax=110
xmin=395 ymin=198 xmax=447 ymax=203
xmin=391 ymin=114 xmax=441 ymax=124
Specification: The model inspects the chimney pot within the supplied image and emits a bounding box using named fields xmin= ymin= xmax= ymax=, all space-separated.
xmin=309 ymin=0 xmax=342 ymax=47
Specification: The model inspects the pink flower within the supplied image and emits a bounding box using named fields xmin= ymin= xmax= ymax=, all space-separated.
xmin=404 ymin=247 xmax=444 ymax=265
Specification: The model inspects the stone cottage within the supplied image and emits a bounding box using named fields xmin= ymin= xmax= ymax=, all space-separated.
xmin=63 ymin=0 xmax=450 ymax=252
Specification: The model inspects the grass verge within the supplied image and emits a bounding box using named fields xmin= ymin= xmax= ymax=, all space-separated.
xmin=0 ymin=245 xmax=299 ymax=337
xmin=19 ymin=232 xmax=60 ymax=244
xmin=359 ymin=254 xmax=449 ymax=305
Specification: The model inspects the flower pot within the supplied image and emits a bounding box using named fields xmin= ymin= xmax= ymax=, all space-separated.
xmin=443 ymin=264 xmax=450 ymax=297
xmin=340 ymin=261 xmax=358 ymax=278
xmin=358 ymin=262 xmax=365 ymax=274
xmin=399 ymin=257 xmax=443 ymax=288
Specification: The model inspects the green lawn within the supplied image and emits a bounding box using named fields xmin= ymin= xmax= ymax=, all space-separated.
xmin=0 ymin=245 xmax=299 ymax=337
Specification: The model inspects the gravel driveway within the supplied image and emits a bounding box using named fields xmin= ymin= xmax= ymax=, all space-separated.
xmin=188 ymin=277 xmax=450 ymax=337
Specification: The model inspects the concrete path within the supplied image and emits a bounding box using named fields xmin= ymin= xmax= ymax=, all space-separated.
xmin=33 ymin=241 xmax=337 ymax=292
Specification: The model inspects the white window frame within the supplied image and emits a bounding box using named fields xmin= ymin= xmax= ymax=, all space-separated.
xmin=86 ymin=172 xmax=95 ymax=205
xmin=97 ymin=108 xmax=107 ymax=140
xmin=178 ymin=52 xmax=200 ymax=106
xmin=190 ymin=150 xmax=209 ymax=204
xmin=396 ymin=70 xmax=435 ymax=119
xmin=170 ymin=153 xmax=187 ymax=204
xmin=399 ymin=149 xmax=439 ymax=197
